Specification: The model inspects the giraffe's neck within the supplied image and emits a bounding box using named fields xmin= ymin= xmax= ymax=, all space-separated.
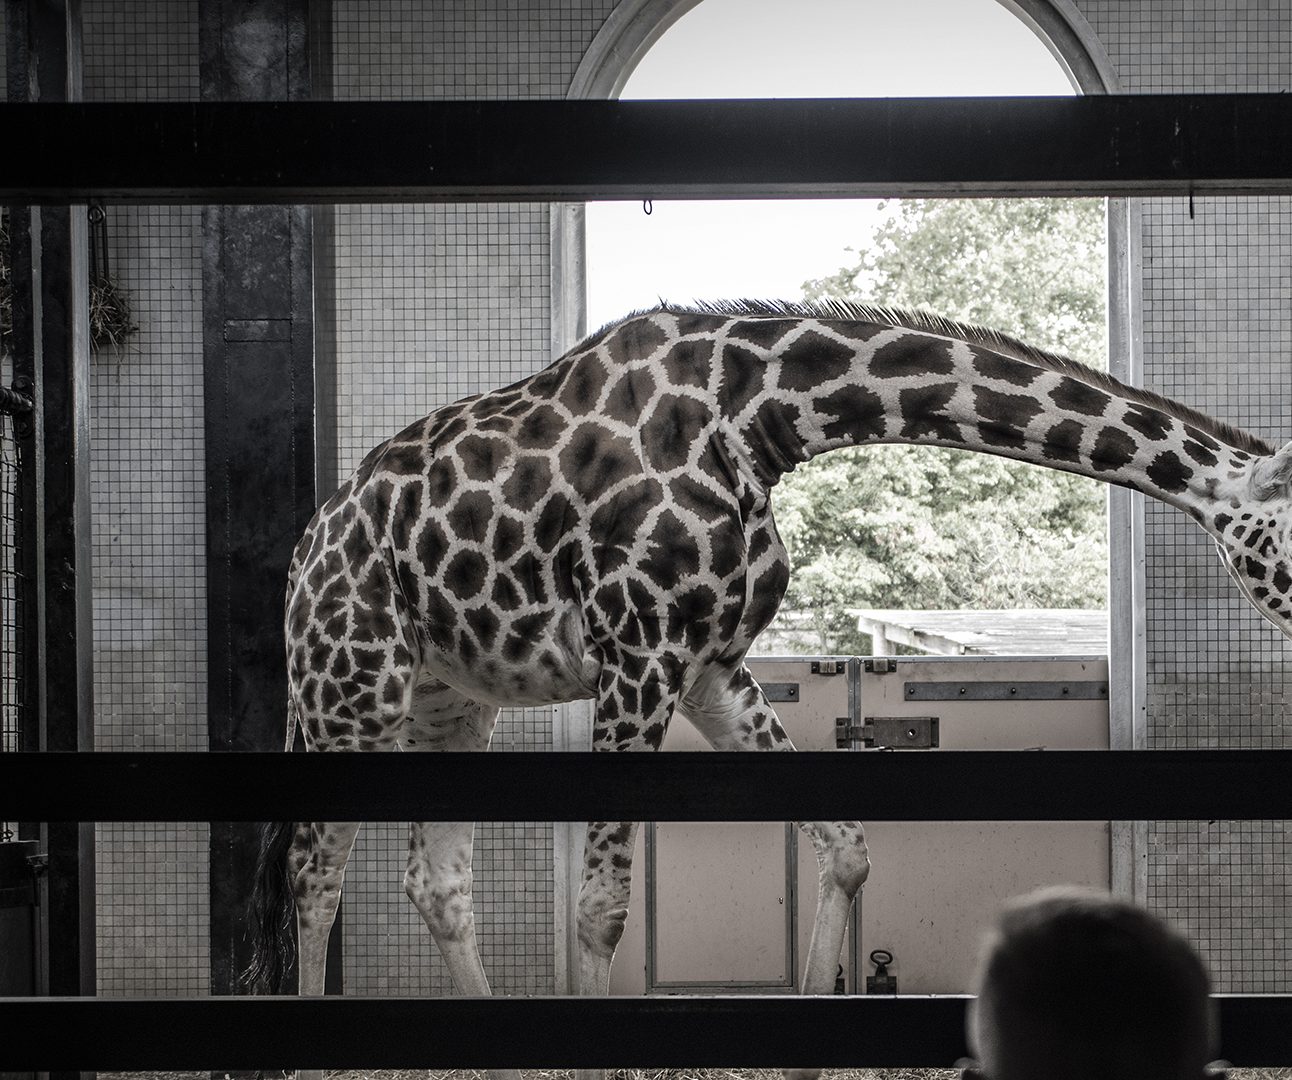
xmin=713 ymin=313 xmax=1262 ymax=529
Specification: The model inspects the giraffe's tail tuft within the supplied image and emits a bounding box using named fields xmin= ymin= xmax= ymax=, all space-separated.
xmin=243 ymin=819 xmax=299 ymax=994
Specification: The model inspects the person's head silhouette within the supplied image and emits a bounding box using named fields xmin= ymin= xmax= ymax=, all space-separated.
xmin=961 ymin=886 xmax=1226 ymax=1080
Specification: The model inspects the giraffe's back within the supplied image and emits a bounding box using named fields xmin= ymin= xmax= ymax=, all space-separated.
xmin=286 ymin=311 xmax=790 ymax=734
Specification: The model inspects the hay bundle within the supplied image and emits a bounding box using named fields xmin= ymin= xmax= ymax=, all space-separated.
xmin=89 ymin=273 xmax=137 ymax=353
xmin=0 ymin=208 xmax=138 ymax=358
xmin=88 ymin=204 xmax=137 ymax=354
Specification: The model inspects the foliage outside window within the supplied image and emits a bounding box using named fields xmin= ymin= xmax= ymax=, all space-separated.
xmin=767 ymin=198 xmax=1108 ymax=655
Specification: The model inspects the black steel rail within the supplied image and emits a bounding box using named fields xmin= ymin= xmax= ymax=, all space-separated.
xmin=3 ymin=95 xmax=1292 ymax=203
xmin=5 ymin=749 xmax=1292 ymax=821
xmin=1 ymin=994 xmax=1289 ymax=1070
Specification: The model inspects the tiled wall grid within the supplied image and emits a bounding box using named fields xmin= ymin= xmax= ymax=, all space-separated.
xmin=80 ymin=0 xmax=207 ymax=998
xmin=50 ymin=0 xmax=1292 ymax=997
xmin=1077 ymin=1 xmax=1292 ymax=992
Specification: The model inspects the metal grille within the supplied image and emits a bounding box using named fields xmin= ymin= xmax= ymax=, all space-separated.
xmin=0 ymin=342 xmax=29 ymax=842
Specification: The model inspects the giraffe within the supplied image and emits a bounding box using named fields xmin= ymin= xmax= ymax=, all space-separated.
xmin=247 ymin=298 xmax=1292 ymax=1079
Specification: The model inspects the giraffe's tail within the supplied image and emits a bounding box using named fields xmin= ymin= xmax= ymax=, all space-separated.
xmin=243 ymin=818 xmax=300 ymax=994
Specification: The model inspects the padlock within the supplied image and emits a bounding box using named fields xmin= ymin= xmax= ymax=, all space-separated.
xmin=866 ymin=948 xmax=897 ymax=995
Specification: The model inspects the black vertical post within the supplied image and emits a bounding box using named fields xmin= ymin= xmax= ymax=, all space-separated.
xmin=201 ymin=0 xmax=336 ymax=1006
xmin=5 ymin=7 xmax=45 ymax=777
xmin=6 ymin=0 xmax=95 ymax=1041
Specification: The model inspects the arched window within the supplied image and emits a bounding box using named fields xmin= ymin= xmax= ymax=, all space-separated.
xmin=567 ymin=0 xmax=1125 ymax=661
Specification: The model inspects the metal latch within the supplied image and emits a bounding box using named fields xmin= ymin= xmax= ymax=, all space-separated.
xmin=811 ymin=660 xmax=845 ymax=676
xmin=866 ymin=949 xmax=897 ymax=995
xmin=863 ymin=657 xmax=897 ymax=673
xmin=837 ymin=715 xmax=939 ymax=749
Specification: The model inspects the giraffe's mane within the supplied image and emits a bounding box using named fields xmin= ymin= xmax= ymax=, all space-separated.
xmin=649 ymin=299 xmax=1272 ymax=457
xmin=681 ymin=297 xmax=1075 ymax=369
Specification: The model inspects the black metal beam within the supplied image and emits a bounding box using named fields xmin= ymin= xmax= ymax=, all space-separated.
xmin=6 ymin=0 xmax=95 ymax=1022
xmin=0 ymin=994 xmax=1289 ymax=1070
xmin=2 ymin=95 xmax=1292 ymax=203
xmin=4 ymin=750 xmax=1292 ymax=822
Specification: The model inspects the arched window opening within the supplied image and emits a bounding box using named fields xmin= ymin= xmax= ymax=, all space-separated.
xmin=584 ymin=0 xmax=1110 ymax=657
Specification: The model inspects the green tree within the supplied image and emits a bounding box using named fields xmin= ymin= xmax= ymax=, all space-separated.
xmin=766 ymin=199 xmax=1108 ymax=655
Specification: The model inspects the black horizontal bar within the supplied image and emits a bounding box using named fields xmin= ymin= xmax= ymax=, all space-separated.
xmin=5 ymin=750 xmax=1292 ymax=821
xmin=2 ymin=95 xmax=1292 ymax=204
xmin=0 ymin=995 xmax=1287 ymax=1069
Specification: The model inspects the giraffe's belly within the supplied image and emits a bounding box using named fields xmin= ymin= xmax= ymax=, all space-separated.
xmin=417 ymin=604 xmax=601 ymax=709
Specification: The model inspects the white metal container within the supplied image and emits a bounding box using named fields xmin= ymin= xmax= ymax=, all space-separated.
xmin=610 ymin=654 xmax=1110 ymax=996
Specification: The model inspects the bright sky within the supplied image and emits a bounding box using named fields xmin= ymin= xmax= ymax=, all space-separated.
xmin=585 ymin=0 xmax=1077 ymax=329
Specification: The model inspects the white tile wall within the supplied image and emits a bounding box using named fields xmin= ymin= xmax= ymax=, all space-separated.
xmin=81 ymin=0 xmax=208 ymax=998
xmin=1080 ymin=0 xmax=1292 ymax=992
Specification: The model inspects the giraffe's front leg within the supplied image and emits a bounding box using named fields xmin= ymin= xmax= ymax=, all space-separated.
xmin=794 ymin=816 xmax=871 ymax=985
xmin=685 ymin=663 xmax=870 ymax=1080
xmin=778 ymin=817 xmax=870 ymax=1080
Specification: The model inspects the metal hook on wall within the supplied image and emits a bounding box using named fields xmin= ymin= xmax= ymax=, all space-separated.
xmin=88 ymin=203 xmax=110 ymax=283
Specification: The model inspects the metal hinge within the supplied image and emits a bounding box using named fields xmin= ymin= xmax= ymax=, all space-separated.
xmin=836 ymin=715 xmax=939 ymax=749
xmin=762 ymin=682 xmax=800 ymax=703
xmin=811 ymin=659 xmax=846 ymax=676
xmin=835 ymin=717 xmax=857 ymax=747
xmin=863 ymin=657 xmax=897 ymax=673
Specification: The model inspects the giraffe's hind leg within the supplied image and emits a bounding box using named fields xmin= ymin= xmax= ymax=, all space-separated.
xmin=286 ymin=817 xmax=363 ymax=1080
xmin=684 ymin=662 xmax=871 ymax=1080
xmin=290 ymin=685 xmax=406 ymax=1004
xmin=285 ymin=550 xmax=416 ymax=1080
xmin=400 ymin=678 xmax=522 ymax=1080
xmin=289 ymin=744 xmax=398 ymax=1080
xmin=291 ymin=820 xmax=362 ymax=996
